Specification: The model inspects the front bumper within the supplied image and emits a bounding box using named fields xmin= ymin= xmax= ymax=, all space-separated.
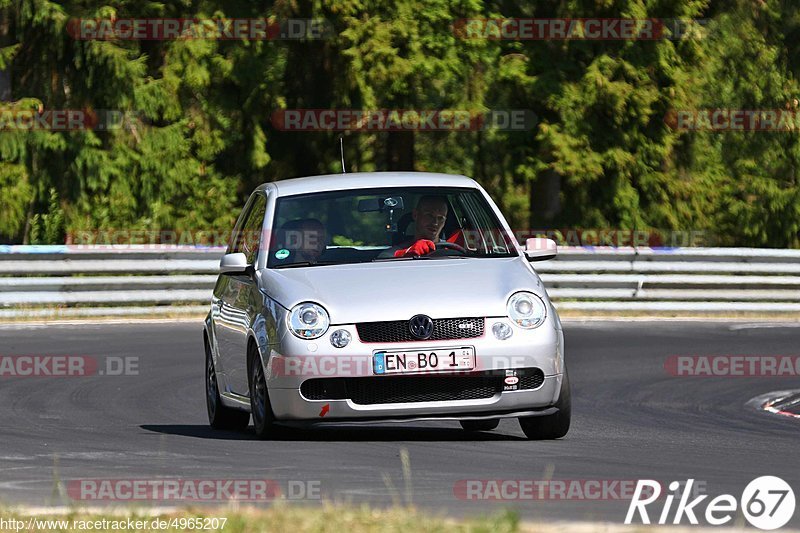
xmin=261 ymin=314 xmax=565 ymax=421
xmin=269 ymin=374 xmax=563 ymax=421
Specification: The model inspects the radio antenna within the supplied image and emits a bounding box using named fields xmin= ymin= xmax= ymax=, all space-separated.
xmin=339 ymin=136 xmax=346 ymax=173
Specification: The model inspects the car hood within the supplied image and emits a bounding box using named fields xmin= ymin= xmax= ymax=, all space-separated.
xmin=258 ymin=257 xmax=546 ymax=324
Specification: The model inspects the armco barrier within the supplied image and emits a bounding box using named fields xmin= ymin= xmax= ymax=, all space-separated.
xmin=1 ymin=245 xmax=799 ymax=317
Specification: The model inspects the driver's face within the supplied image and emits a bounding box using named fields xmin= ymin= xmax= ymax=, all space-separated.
xmin=413 ymin=201 xmax=448 ymax=241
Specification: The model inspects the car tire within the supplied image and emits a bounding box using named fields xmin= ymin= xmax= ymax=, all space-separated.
xmin=518 ymin=370 xmax=571 ymax=440
xmin=459 ymin=419 xmax=500 ymax=432
xmin=249 ymin=345 xmax=280 ymax=440
xmin=206 ymin=338 xmax=250 ymax=431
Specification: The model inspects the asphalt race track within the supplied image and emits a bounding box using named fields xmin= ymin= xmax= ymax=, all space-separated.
xmin=1 ymin=320 xmax=798 ymax=527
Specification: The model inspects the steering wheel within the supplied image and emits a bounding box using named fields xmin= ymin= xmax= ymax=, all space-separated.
xmin=433 ymin=241 xmax=466 ymax=254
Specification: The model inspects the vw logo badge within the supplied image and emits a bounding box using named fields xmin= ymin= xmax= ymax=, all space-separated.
xmin=408 ymin=314 xmax=434 ymax=340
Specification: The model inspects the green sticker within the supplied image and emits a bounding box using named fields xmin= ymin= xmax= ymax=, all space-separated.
xmin=275 ymin=249 xmax=290 ymax=260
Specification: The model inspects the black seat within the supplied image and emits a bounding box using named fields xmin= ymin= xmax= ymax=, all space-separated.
xmin=391 ymin=213 xmax=414 ymax=246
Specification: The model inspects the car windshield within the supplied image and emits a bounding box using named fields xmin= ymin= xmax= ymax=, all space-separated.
xmin=267 ymin=187 xmax=518 ymax=268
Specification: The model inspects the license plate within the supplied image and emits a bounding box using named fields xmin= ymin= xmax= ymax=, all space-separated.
xmin=373 ymin=347 xmax=475 ymax=375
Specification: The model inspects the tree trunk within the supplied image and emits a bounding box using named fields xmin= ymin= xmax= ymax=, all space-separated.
xmin=0 ymin=6 xmax=11 ymax=101
xmin=385 ymin=131 xmax=414 ymax=170
xmin=530 ymin=169 xmax=561 ymax=228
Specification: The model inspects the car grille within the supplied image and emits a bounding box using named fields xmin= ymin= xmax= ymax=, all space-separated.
xmin=356 ymin=317 xmax=485 ymax=343
xmin=519 ymin=372 xmax=545 ymax=390
xmin=300 ymin=368 xmax=545 ymax=405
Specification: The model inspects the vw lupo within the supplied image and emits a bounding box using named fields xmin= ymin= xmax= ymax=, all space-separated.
xmin=204 ymin=172 xmax=569 ymax=439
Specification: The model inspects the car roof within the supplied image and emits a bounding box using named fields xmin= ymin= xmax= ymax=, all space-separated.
xmin=259 ymin=171 xmax=479 ymax=197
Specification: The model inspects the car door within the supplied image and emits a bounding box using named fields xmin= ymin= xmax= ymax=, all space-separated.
xmin=210 ymin=197 xmax=251 ymax=396
xmin=215 ymin=192 xmax=268 ymax=396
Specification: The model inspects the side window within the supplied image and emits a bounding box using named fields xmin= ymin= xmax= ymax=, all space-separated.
xmin=456 ymin=192 xmax=513 ymax=254
xmin=227 ymin=197 xmax=254 ymax=255
xmin=231 ymin=194 xmax=267 ymax=264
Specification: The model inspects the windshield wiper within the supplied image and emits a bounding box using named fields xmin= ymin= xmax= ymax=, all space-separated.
xmin=371 ymin=256 xmax=415 ymax=262
xmin=403 ymin=252 xmax=515 ymax=259
xmin=412 ymin=254 xmax=470 ymax=259
xmin=273 ymin=261 xmax=340 ymax=269
xmin=373 ymin=254 xmax=470 ymax=262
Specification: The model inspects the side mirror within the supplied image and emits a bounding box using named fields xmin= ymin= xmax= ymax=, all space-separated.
xmin=219 ymin=252 xmax=250 ymax=274
xmin=524 ymin=238 xmax=557 ymax=261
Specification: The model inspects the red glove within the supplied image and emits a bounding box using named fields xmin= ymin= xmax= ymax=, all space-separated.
xmin=394 ymin=239 xmax=436 ymax=257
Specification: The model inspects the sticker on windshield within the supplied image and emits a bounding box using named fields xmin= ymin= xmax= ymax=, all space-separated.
xmin=275 ymin=249 xmax=290 ymax=260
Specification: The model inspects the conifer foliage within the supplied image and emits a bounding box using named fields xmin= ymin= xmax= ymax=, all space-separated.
xmin=1 ymin=0 xmax=798 ymax=247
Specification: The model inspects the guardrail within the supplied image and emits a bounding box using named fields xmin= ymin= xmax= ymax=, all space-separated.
xmin=535 ymin=247 xmax=800 ymax=313
xmin=1 ymin=245 xmax=799 ymax=317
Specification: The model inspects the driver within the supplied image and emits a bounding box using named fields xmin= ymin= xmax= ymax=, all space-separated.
xmin=393 ymin=195 xmax=449 ymax=257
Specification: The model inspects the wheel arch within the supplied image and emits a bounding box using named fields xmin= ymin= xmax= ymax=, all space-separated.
xmin=246 ymin=306 xmax=277 ymax=387
xmin=246 ymin=334 xmax=259 ymax=388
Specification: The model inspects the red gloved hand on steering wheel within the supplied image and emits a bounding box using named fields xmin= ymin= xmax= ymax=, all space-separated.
xmin=394 ymin=239 xmax=436 ymax=257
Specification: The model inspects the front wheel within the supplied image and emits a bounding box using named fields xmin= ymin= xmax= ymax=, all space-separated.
xmin=250 ymin=345 xmax=280 ymax=439
xmin=518 ymin=371 xmax=571 ymax=440
xmin=206 ymin=339 xmax=249 ymax=431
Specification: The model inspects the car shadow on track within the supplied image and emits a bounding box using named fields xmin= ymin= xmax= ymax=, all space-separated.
xmin=139 ymin=424 xmax=527 ymax=441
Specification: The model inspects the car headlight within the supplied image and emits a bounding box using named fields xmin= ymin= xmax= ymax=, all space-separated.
xmin=288 ymin=302 xmax=330 ymax=339
xmin=507 ymin=292 xmax=546 ymax=329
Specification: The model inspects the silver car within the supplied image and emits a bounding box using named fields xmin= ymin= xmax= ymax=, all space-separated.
xmin=203 ymin=172 xmax=570 ymax=439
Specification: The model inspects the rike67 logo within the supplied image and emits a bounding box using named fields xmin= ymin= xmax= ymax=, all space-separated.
xmin=625 ymin=477 xmax=795 ymax=530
